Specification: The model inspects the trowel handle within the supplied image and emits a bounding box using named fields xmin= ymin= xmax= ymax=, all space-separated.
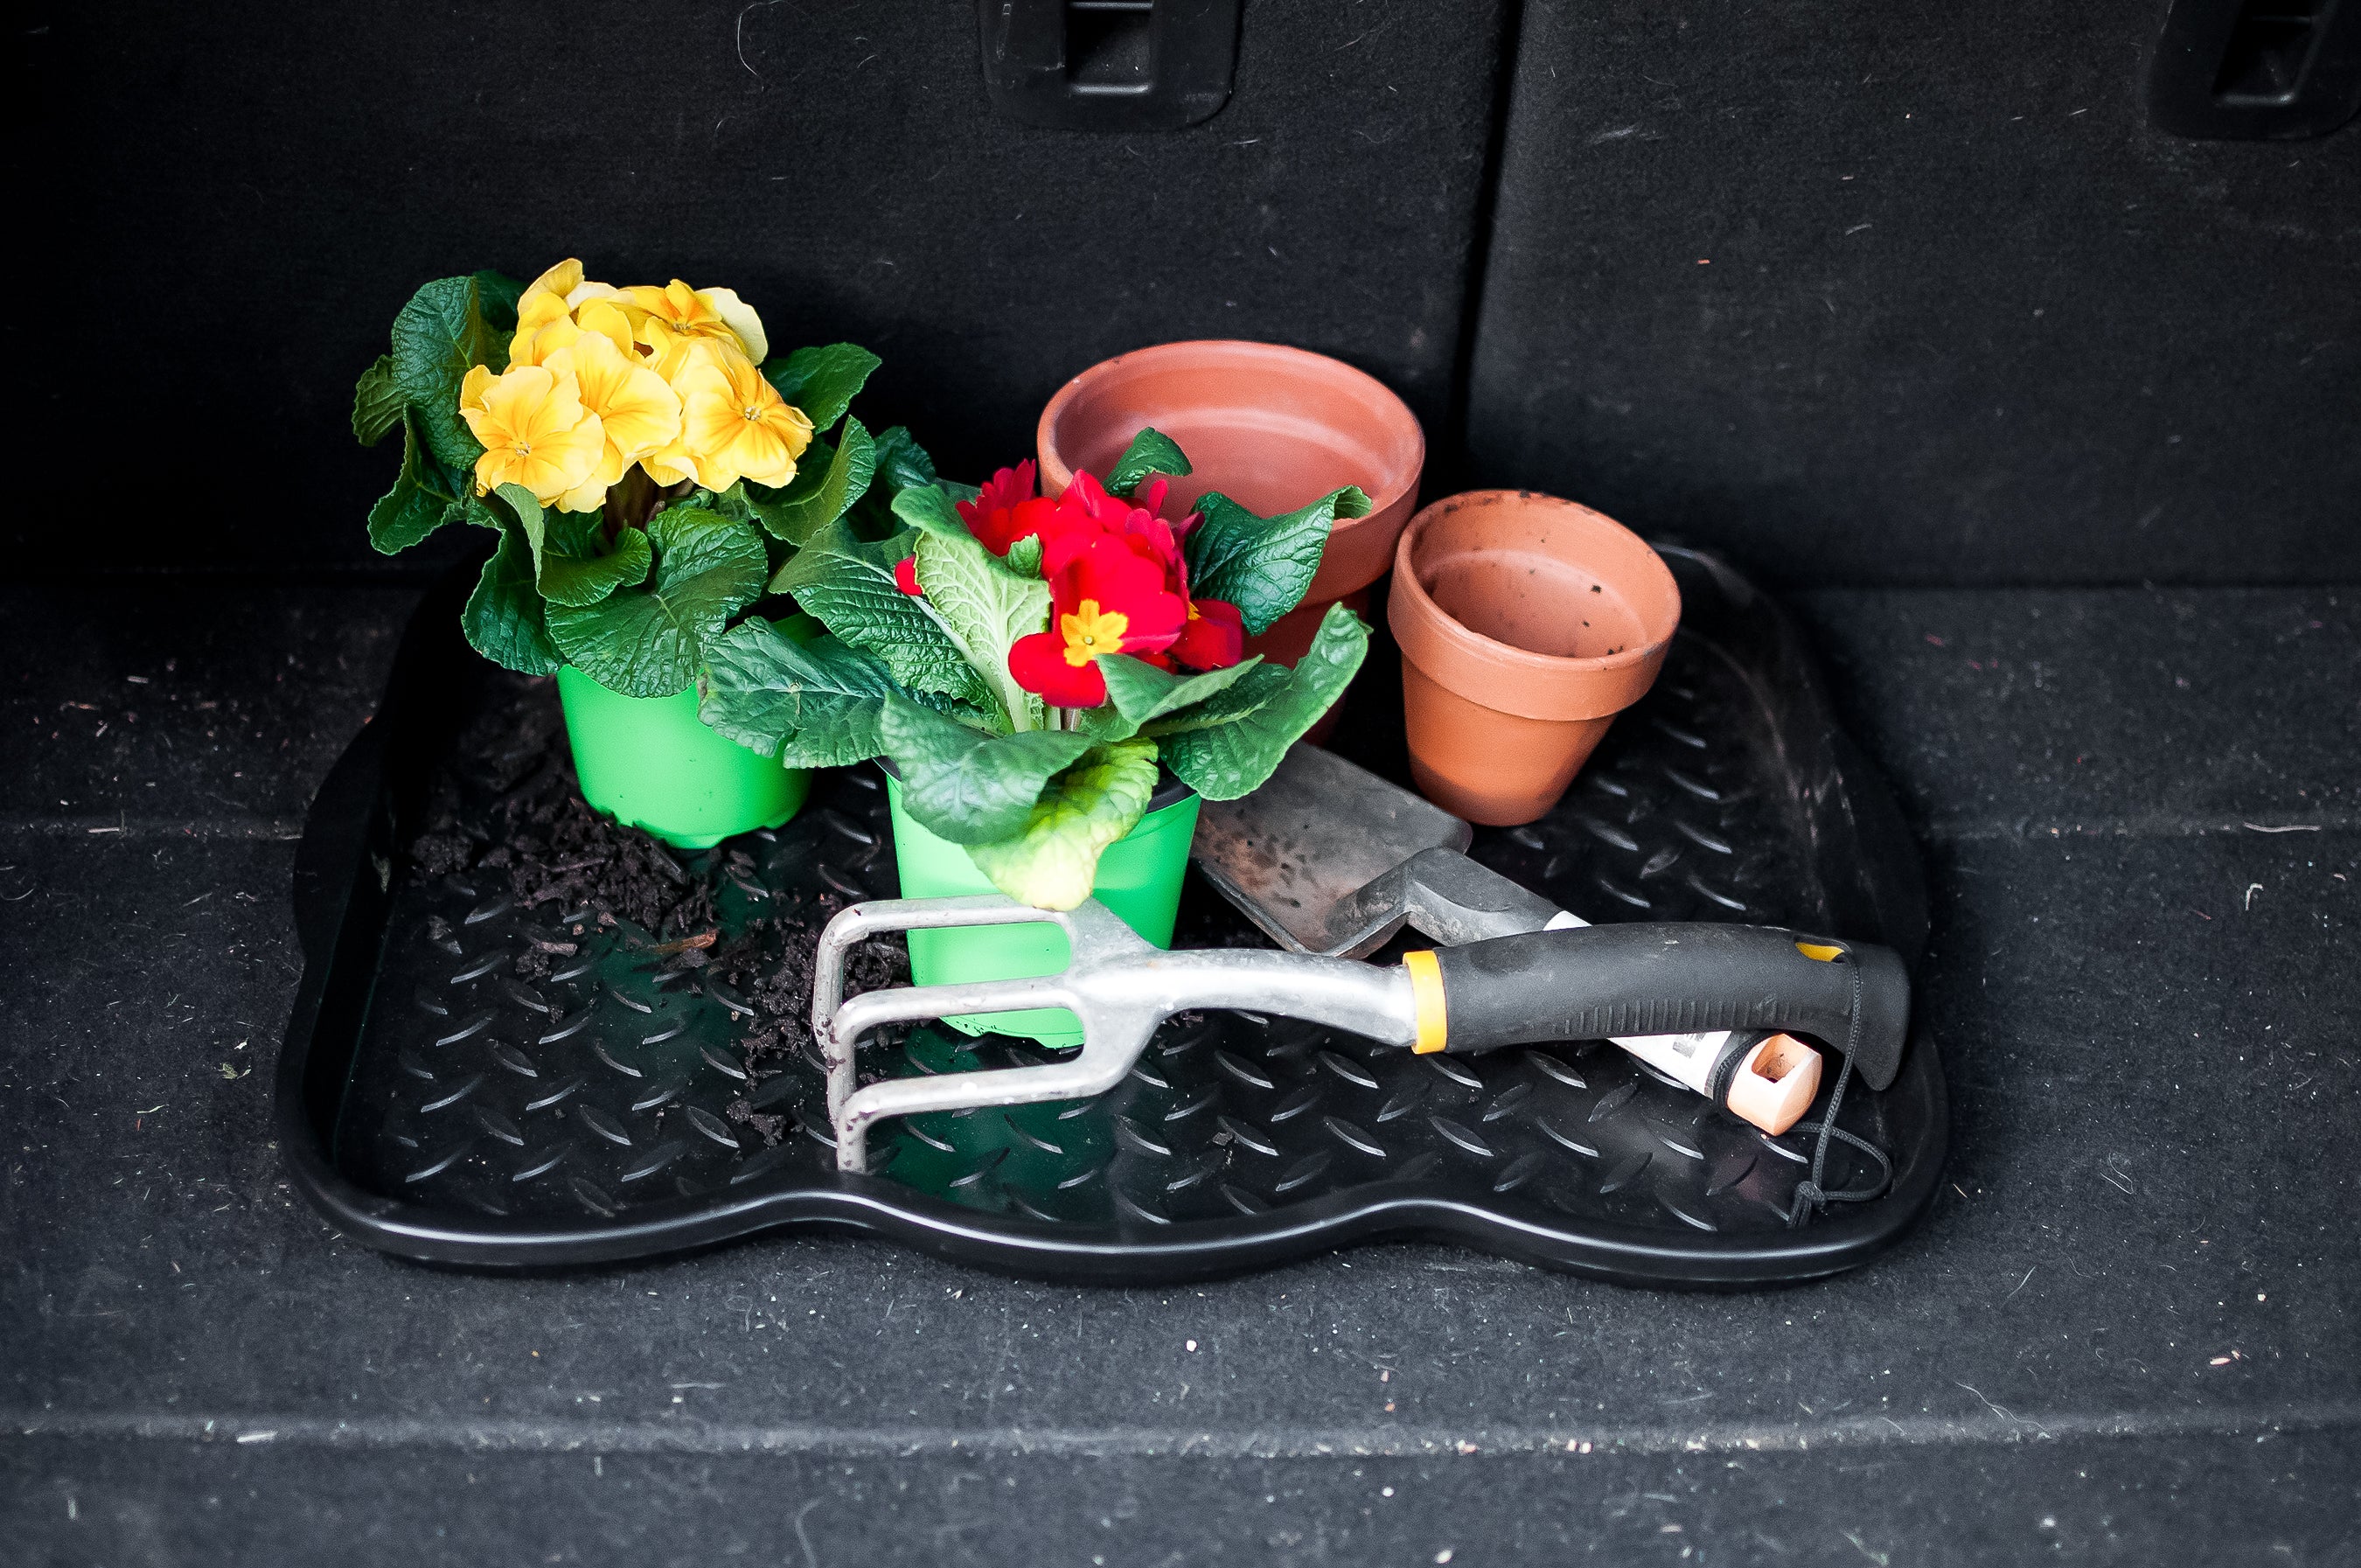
xmin=1403 ymin=923 xmax=1909 ymax=1067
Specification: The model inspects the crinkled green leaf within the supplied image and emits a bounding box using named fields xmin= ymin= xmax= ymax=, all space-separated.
xmin=463 ymin=520 xmax=562 ymax=677
xmin=890 ymin=482 xmax=972 ymax=541
xmin=389 ymin=275 xmax=505 ymax=474
xmin=870 ymin=425 xmax=937 ymax=491
xmin=700 ymin=620 xmax=902 ymax=767
xmin=1146 ymin=663 xmax=1287 ymax=736
xmin=497 ymin=483 xmax=650 ymax=608
xmin=742 ymin=416 xmax=876 ymax=545
xmin=761 ymin=343 xmax=881 ymax=434
xmin=852 ymin=429 xmax=950 ymax=541
xmin=1003 ymin=533 xmax=1045 ymax=579
xmin=545 ymin=507 xmax=767 ymax=697
xmin=1185 ymin=485 xmax=1373 ymax=636
xmin=1085 ymin=653 xmax=1265 ymax=742
xmin=1105 ymin=428 xmax=1192 ymax=498
xmin=1160 ymin=603 xmax=1369 ymax=799
xmin=367 ymin=413 xmax=465 ymax=554
xmin=965 ymin=739 xmax=1160 ymax=910
xmin=352 ymin=354 xmax=406 ymax=447
xmin=912 ymin=525 xmax=1049 ymax=731
xmin=878 ymin=698 xmax=1093 ymax=846
xmin=773 ymin=518 xmax=995 ymax=710
xmin=472 ymin=268 xmax=525 ymax=331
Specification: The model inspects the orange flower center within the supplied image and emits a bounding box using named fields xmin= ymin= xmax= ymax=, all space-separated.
xmin=1058 ymin=600 xmax=1129 ymax=667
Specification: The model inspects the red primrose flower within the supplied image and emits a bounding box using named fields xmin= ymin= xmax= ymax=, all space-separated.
xmin=895 ymin=458 xmax=1248 ymax=707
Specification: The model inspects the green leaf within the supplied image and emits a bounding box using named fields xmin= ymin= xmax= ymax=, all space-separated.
xmin=852 ymin=431 xmax=955 ymax=542
xmin=878 ymin=698 xmax=1094 ymax=846
xmin=700 ymin=620 xmax=902 ymax=768
xmin=1139 ymin=664 xmax=1285 ymax=735
xmin=912 ymin=525 xmax=1050 ymax=731
xmin=1160 ymin=603 xmax=1370 ymax=799
xmin=762 ymin=343 xmax=881 ymax=434
xmin=545 ymin=508 xmax=767 ymax=697
xmin=744 ymin=417 xmax=876 ymax=545
xmin=472 ymin=268 xmax=526 ymax=331
xmin=352 ymin=355 xmax=406 ymax=446
xmin=367 ymin=414 xmax=463 ymax=554
xmin=1085 ymin=654 xmax=1265 ymax=742
xmin=1147 ymin=664 xmax=1283 ymax=736
xmin=870 ymin=425 xmax=937 ymax=491
xmin=965 ymin=739 xmax=1160 ymax=910
xmin=1105 ymin=428 xmax=1192 ymax=498
xmin=463 ymin=520 xmax=562 ymax=677
xmin=890 ymin=481 xmax=973 ymax=542
xmin=1185 ymin=485 xmax=1373 ymax=636
xmin=1003 ymin=533 xmax=1044 ymax=578
xmin=494 ymin=483 xmax=650 ymax=608
xmin=773 ymin=518 xmax=995 ymax=709
xmin=389 ymin=275 xmax=505 ymax=474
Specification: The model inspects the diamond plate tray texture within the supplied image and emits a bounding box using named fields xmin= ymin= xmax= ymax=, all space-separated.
xmin=282 ymin=547 xmax=1944 ymax=1284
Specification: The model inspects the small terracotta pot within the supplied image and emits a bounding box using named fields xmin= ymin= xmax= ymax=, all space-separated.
xmin=1389 ymin=491 xmax=1682 ymax=826
xmin=1036 ymin=338 xmax=1425 ymax=663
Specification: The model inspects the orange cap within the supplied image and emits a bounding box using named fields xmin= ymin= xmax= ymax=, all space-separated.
xmin=1724 ymin=1033 xmax=1821 ymax=1136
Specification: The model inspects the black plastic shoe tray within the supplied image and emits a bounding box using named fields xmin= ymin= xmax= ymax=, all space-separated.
xmin=276 ymin=546 xmax=1943 ymax=1286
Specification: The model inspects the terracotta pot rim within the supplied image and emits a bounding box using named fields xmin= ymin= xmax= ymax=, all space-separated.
xmin=1035 ymin=338 xmax=1428 ymax=525
xmin=1390 ymin=489 xmax=1681 ymax=684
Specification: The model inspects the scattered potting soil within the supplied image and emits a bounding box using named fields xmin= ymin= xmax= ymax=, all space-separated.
xmin=400 ymin=674 xmax=907 ymax=1143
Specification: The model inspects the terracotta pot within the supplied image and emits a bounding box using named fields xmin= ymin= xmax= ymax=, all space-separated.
xmin=1036 ymin=338 xmax=1425 ymax=665
xmin=1388 ymin=491 xmax=1682 ymax=826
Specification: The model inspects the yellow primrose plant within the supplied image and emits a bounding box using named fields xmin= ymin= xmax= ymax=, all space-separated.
xmin=353 ymin=259 xmax=927 ymax=698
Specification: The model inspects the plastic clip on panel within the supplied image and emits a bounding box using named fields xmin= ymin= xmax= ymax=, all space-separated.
xmin=979 ymin=0 xmax=1242 ymax=130
xmin=2150 ymin=0 xmax=2361 ymax=139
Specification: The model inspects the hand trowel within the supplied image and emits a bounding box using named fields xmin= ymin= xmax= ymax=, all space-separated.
xmin=1191 ymin=743 xmax=1912 ymax=1132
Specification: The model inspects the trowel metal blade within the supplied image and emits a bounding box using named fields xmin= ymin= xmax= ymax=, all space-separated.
xmin=1190 ymin=742 xmax=1470 ymax=953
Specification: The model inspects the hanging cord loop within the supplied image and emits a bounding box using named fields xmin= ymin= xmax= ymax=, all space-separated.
xmin=1786 ymin=956 xmax=1895 ymax=1226
xmin=1784 ymin=1054 xmax=1895 ymax=1226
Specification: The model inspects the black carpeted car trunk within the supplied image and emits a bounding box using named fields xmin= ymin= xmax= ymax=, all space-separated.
xmin=6 ymin=3 xmax=2356 ymax=1563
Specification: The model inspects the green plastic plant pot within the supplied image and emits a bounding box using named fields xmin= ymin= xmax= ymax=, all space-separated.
xmin=556 ymin=666 xmax=809 ymax=850
xmin=884 ymin=774 xmax=1201 ymax=1048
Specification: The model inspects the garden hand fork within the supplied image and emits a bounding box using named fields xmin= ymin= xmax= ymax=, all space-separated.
xmin=811 ymin=894 xmax=1908 ymax=1174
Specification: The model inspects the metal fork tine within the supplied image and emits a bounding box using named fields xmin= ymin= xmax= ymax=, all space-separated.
xmin=811 ymin=895 xmax=1154 ymax=1128
xmin=812 ymin=893 xmax=1410 ymax=1175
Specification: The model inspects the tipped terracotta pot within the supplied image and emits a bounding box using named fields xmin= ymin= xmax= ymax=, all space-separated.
xmin=1037 ymin=339 xmax=1425 ymax=679
xmin=1389 ymin=490 xmax=1682 ymax=826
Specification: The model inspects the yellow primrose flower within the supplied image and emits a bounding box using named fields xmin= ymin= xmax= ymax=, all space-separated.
xmin=457 ymin=363 xmax=608 ymax=507
xmin=520 ymin=258 xmax=584 ymax=310
xmin=520 ymin=257 xmax=621 ymax=313
xmin=637 ymin=317 xmax=731 ymax=385
xmin=618 ymin=278 xmax=768 ymax=364
xmin=507 ymin=289 xmax=577 ymax=369
xmin=543 ymin=334 xmax=682 ymax=513
xmin=645 ymin=345 xmax=811 ymax=492
xmin=512 ymin=260 xmax=633 ymax=366
xmin=511 ymin=294 xmax=635 ymax=371
xmin=573 ymin=297 xmax=634 ymax=356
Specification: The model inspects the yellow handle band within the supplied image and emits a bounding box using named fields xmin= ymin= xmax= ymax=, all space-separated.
xmin=1404 ymin=950 xmax=1449 ymax=1054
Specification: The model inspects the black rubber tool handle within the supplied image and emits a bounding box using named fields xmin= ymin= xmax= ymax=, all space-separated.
xmin=1429 ymin=923 xmax=1912 ymax=1089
